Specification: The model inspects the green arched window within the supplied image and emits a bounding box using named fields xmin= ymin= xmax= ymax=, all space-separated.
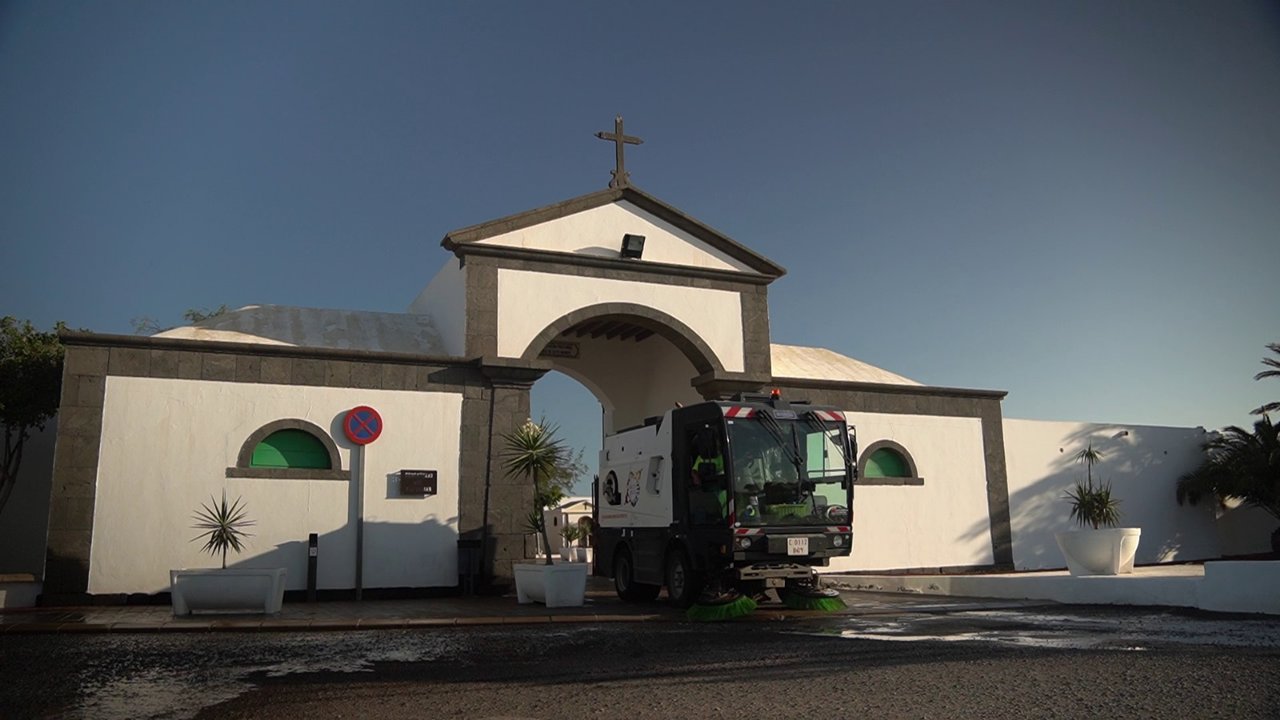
xmin=857 ymin=440 xmax=923 ymax=486
xmin=251 ymin=429 xmax=333 ymax=469
xmin=864 ymin=448 xmax=910 ymax=478
xmin=228 ymin=420 xmax=346 ymax=480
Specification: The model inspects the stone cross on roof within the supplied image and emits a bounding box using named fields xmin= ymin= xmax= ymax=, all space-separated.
xmin=595 ymin=115 xmax=643 ymax=188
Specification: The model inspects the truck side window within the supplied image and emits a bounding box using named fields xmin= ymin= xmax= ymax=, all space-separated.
xmin=688 ymin=426 xmax=727 ymax=523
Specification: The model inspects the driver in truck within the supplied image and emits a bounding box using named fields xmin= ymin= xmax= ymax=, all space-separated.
xmin=689 ymin=429 xmax=727 ymax=522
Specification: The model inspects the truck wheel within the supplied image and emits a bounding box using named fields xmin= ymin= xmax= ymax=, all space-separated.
xmin=664 ymin=550 xmax=703 ymax=608
xmin=614 ymin=549 xmax=659 ymax=602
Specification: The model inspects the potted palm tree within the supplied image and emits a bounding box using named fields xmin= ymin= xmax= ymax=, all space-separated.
xmin=574 ymin=517 xmax=595 ymax=564
xmin=504 ymin=420 xmax=588 ymax=607
xmin=560 ymin=524 xmax=583 ymax=562
xmin=170 ymin=491 xmax=287 ymax=615
xmin=1054 ymin=444 xmax=1142 ymax=575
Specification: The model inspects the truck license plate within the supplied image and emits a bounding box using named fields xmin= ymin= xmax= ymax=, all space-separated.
xmin=787 ymin=537 xmax=809 ymax=556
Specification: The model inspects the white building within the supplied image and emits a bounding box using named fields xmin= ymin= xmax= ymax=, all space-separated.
xmin=31 ymin=182 xmax=1272 ymax=601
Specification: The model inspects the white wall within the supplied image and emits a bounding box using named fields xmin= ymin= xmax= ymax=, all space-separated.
xmin=0 ymin=420 xmax=56 ymax=576
xmin=830 ymin=413 xmax=994 ymax=572
xmin=89 ymin=376 xmax=462 ymax=594
xmin=495 ymin=268 xmax=745 ymax=372
xmin=408 ymin=258 xmax=467 ymax=356
xmin=476 ymin=200 xmax=756 ymax=273
xmin=1002 ymin=418 xmax=1251 ymax=570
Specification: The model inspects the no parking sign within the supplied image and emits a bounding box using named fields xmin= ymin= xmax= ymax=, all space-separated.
xmin=343 ymin=406 xmax=382 ymax=445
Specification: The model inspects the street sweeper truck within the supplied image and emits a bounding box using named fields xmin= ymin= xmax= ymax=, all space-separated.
xmin=594 ymin=391 xmax=855 ymax=609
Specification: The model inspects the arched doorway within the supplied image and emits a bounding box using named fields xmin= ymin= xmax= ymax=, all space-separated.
xmin=522 ymin=304 xmax=723 ymax=434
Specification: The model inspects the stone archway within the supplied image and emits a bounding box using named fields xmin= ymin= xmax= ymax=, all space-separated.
xmin=519 ymin=303 xmax=725 ymax=432
xmin=519 ymin=302 xmax=726 ymax=376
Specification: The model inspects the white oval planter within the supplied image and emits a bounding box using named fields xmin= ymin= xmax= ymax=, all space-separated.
xmin=170 ymin=567 xmax=287 ymax=615
xmin=513 ymin=562 xmax=588 ymax=607
xmin=574 ymin=547 xmax=593 ymax=564
xmin=1055 ymin=528 xmax=1141 ymax=576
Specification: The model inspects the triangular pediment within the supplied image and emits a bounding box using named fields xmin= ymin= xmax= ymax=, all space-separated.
xmin=442 ymin=185 xmax=785 ymax=279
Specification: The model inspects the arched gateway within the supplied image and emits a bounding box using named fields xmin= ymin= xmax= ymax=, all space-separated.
xmin=411 ymin=184 xmax=790 ymax=578
xmin=43 ymin=178 xmax=1014 ymax=601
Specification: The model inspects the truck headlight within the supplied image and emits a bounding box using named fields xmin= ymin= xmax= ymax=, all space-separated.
xmin=738 ymin=537 xmax=753 ymax=550
xmin=832 ymin=535 xmax=844 ymax=547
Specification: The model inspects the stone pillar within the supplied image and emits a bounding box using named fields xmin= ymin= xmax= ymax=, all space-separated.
xmin=471 ymin=359 xmax=548 ymax=588
xmin=44 ymin=345 xmax=109 ymax=597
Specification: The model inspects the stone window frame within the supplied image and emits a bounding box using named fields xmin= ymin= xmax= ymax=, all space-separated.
xmin=225 ymin=419 xmax=348 ymax=480
xmin=857 ymin=439 xmax=924 ymax=486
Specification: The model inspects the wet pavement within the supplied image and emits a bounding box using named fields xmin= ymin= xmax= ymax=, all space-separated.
xmin=1 ymin=576 xmax=1053 ymax=634
xmin=4 ymin=594 xmax=1279 ymax=720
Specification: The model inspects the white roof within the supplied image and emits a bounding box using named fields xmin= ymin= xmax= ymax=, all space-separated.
xmin=556 ymin=497 xmax=593 ymax=512
xmin=155 ymin=305 xmax=447 ymax=355
xmin=770 ymin=343 xmax=920 ymax=386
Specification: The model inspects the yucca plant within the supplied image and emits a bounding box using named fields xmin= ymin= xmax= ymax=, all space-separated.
xmin=1064 ymin=443 xmax=1121 ymax=529
xmin=1065 ymin=480 xmax=1122 ymax=529
xmin=191 ymin=491 xmax=255 ymax=568
xmin=503 ymin=419 xmax=570 ymax=566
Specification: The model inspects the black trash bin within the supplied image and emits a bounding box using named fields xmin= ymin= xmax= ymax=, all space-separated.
xmin=457 ymin=538 xmax=482 ymax=595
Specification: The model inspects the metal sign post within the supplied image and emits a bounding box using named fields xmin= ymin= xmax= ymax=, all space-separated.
xmin=342 ymin=406 xmax=383 ymax=602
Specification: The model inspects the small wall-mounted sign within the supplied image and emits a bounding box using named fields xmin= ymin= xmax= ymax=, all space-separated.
xmin=399 ymin=469 xmax=438 ymax=497
xmin=539 ymin=340 xmax=579 ymax=359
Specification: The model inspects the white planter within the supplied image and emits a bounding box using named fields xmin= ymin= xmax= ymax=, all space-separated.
xmin=170 ymin=567 xmax=287 ymax=615
xmin=513 ymin=562 xmax=588 ymax=607
xmin=574 ymin=547 xmax=593 ymax=564
xmin=1055 ymin=528 xmax=1141 ymax=576
xmin=559 ymin=546 xmax=573 ymax=561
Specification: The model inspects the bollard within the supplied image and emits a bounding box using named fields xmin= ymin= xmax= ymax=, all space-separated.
xmin=307 ymin=532 xmax=318 ymax=602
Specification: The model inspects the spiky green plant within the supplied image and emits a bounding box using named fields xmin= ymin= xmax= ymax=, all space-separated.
xmin=503 ymin=419 xmax=570 ymax=566
xmin=1065 ymin=479 xmax=1122 ymax=529
xmin=191 ymin=491 xmax=255 ymax=568
xmin=1064 ymin=442 xmax=1121 ymax=529
xmin=561 ymin=523 xmax=583 ymax=549
xmin=1075 ymin=443 xmax=1104 ymax=486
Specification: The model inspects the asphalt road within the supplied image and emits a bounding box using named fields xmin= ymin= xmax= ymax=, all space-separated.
xmin=3 ymin=597 xmax=1279 ymax=719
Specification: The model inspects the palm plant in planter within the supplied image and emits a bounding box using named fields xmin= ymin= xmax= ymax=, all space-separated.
xmin=170 ymin=491 xmax=286 ymax=615
xmin=192 ymin=492 xmax=255 ymax=568
xmin=503 ymin=419 xmax=588 ymax=607
xmin=1055 ymin=444 xmax=1141 ymax=575
xmin=1065 ymin=444 xmax=1122 ymax=530
xmin=560 ymin=523 xmax=583 ymax=561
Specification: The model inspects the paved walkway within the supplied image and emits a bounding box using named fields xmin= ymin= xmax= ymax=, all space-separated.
xmin=14 ymin=564 xmax=1264 ymax=634
xmin=1 ymin=577 xmax=897 ymax=634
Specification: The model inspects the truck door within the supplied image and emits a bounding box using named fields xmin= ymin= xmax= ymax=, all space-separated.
xmin=675 ymin=413 xmax=730 ymax=528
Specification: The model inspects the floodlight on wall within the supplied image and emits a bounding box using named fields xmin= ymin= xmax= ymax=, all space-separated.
xmin=620 ymin=233 xmax=645 ymax=259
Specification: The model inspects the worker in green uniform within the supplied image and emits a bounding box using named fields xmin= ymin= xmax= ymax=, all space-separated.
xmin=690 ymin=430 xmax=728 ymax=522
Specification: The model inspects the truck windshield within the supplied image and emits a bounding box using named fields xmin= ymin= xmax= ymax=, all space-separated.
xmin=727 ymin=416 xmax=850 ymax=527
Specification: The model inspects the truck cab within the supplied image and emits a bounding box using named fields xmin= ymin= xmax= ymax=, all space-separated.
xmin=596 ymin=392 xmax=856 ymax=606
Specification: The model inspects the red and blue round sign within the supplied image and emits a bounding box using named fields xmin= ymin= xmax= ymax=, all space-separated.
xmin=343 ymin=406 xmax=383 ymax=445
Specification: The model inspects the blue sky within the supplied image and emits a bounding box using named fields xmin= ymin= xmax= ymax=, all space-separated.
xmin=3 ymin=2 xmax=1278 ymax=494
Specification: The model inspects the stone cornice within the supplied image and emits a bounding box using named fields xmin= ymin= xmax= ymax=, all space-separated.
xmin=453 ymin=243 xmax=775 ymax=287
